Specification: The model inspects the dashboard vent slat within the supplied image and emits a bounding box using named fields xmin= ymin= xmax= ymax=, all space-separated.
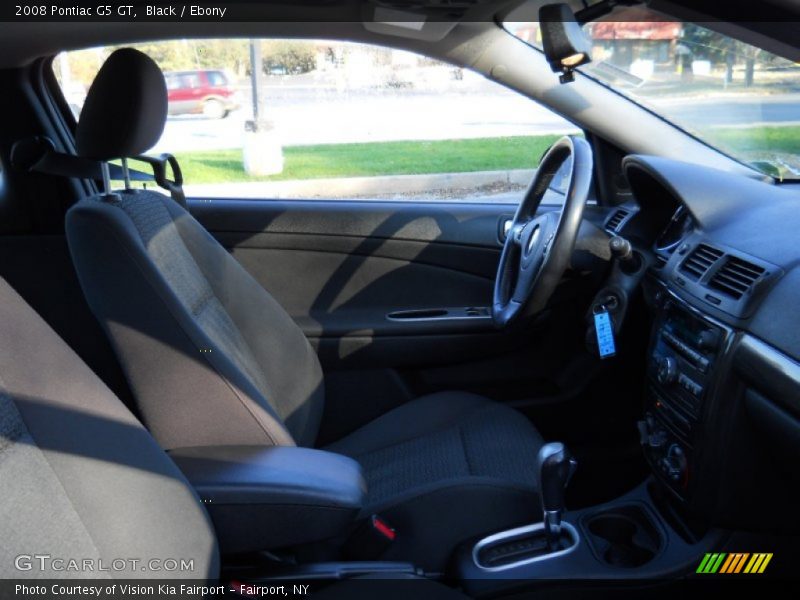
xmin=679 ymin=244 xmax=724 ymax=280
xmin=605 ymin=209 xmax=629 ymax=233
xmin=709 ymin=256 xmax=765 ymax=300
xmin=724 ymin=261 xmax=764 ymax=280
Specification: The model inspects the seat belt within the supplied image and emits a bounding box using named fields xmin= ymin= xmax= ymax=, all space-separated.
xmin=132 ymin=152 xmax=186 ymax=207
xmin=11 ymin=136 xmax=186 ymax=206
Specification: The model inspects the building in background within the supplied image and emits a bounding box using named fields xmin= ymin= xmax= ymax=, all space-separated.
xmin=587 ymin=21 xmax=682 ymax=71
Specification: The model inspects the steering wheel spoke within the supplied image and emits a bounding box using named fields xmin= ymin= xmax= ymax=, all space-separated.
xmin=507 ymin=221 xmax=527 ymax=247
xmin=511 ymin=263 xmax=537 ymax=303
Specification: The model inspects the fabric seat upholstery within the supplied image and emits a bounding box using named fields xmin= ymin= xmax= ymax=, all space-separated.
xmin=0 ymin=277 xmax=218 ymax=579
xmin=68 ymin=186 xmax=323 ymax=449
xmin=328 ymin=392 xmax=542 ymax=513
xmin=65 ymin=48 xmax=547 ymax=570
xmin=327 ymin=392 xmax=542 ymax=568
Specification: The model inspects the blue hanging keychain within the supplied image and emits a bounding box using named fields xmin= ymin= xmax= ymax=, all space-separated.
xmin=593 ymin=305 xmax=616 ymax=359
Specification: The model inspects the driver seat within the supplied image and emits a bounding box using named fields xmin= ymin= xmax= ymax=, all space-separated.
xmin=65 ymin=49 xmax=545 ymax=570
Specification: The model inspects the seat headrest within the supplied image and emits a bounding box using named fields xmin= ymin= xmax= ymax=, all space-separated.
xmin=75 ymin=48 xmax=167 ymax=160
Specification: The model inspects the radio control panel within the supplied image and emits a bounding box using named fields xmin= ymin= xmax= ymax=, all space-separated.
xmin=640 ymin=294 xmax=727 ymax=501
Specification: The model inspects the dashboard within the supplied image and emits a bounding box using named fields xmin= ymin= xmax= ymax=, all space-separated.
xmin=601 ymin=155 xmax=800 ymax=533
xmin=609 ymin=155 xmax=799 ymax=334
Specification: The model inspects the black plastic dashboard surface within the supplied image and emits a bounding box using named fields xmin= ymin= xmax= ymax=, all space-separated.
xmin=622 ymin=155 xmax=800 ymax=362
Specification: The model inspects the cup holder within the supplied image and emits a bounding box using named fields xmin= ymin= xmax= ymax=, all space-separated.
xmin=583 ymin=505 xmax=662 ymax=568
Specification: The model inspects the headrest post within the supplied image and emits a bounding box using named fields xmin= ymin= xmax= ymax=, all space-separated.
xmin=121 ymin=157 xmax=132 ymax=191
xmin=100 ymin=161 xmax=112 ymax=196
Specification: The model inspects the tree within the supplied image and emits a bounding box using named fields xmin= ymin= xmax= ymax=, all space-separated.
xmin=260 ymin=40 xmax=317 ymax=74
xmin=60 ymin=48 xmax=106 ymax=87
xmin=57 ymin=39 xmax=321 ymax=90
xmin=679 ymin=24 xmax=766 ymax=87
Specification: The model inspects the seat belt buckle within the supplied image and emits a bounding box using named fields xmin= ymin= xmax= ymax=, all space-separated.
xmin=371 ymin=515 xmax=396 ymax=541
xmin=344 ymin=514 xmax=396 ymax=559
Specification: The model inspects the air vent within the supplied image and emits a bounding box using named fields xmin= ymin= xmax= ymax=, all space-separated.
xmin=653 ymin=254 xmax=668 ymax=269
xmin=708 ymin=256 xmax=766 ymax=299
xmin=605 ymin=209 xmax=629 ymax=233
xmin=679 ymin=244 xmax=723 ymax=280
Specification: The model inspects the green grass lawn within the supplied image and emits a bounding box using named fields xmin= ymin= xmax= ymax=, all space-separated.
xmin=172 ymin=135 xmax=562 ymax=184
xmin=704 ymin=125 xmax=800 ymax=178
xmin=137 ymin=126 xmax=798 ymax=186
xmin=706 ymin=125 xmax=800 ymax=155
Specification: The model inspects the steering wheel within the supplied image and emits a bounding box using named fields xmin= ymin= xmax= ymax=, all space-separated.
xmin=492 ymin=135 xmax=593 ymax=327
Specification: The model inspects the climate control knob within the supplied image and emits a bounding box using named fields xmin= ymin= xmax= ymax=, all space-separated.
xmin=664 ymin=443 xmax=688 ymax=485
xmin=656 ymin=356 xmax=678 ymax=386
xmin=696 ymin=329 xmax=721 ymax=351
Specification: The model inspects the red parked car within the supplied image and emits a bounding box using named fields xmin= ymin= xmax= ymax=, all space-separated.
xmin=164 ymin=69 xmax=240 ymax=119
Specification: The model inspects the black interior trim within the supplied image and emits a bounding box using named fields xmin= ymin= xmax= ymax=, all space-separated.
xmin=734 ymin=334 xmax=800 ymax=419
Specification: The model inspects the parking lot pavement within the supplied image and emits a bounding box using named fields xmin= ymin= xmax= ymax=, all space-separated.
xmin=151 ymin=89 xmax=800 ymax=155
xmin=152 ymin=91 xmax=575 ymax=153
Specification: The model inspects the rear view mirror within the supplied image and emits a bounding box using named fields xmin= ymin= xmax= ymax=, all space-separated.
xmin=539 ymin=3 xmax=592 ymax=84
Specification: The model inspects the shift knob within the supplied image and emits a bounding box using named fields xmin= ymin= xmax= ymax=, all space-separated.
xmin=538 ymin=442 xmax=576 ymax=511
xmin=537 ymin=442 xmax=577 ymax=549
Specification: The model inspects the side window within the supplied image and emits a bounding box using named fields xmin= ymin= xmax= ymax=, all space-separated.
xmin=180 ymin=73 xmax=201 ymax=88
xmin=165 ymin=74 xmax=180 ymax=90
xmin=207 ymin=71 xmax=228 ymax=86
xmin=55 ymin=40 xmax=577 ymax=203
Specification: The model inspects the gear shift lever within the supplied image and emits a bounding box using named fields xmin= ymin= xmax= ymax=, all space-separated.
xmin=537 ymin=442 xmax=577 ymax=551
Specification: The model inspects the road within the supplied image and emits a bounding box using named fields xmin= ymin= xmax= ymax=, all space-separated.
xmin=151 ymin=86 xmax=800 ymax=155
xmin=649 ymin=95 xmax=800 ymax=128
xmin=153 ymin=89 xmax=575 ymax=153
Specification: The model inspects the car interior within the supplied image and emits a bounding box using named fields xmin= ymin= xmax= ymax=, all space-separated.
xmin=1 ymin=0 xmax=799 ymax=597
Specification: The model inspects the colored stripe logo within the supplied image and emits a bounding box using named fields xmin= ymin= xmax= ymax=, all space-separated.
xmin=696 ymin=553 xmax=772 ymax=574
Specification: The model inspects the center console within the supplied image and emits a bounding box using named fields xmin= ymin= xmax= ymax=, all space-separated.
xmin=455 ymin=283 xmax=728 ymax=596
xmin=640 ymin=292 xmax=729 ymax=501
xmin=456 ymin=478 xmax=711 ymax=598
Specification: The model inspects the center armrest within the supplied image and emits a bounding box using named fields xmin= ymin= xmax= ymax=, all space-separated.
xmin=169 ymin=445 xmax=366 ymax=554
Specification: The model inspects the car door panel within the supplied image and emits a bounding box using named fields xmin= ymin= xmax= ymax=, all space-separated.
xmin=189 ymin=198 xmax=589 ymax=359
xmin=191 ymin=200 xmax=512 ymax=341
xmin=216 ymin=238 xmax=496 ymax=332
xmin=190 ymin=197 xmax=596 ymax=442
xmin=191 ymin=199 xmax=513 ymax=247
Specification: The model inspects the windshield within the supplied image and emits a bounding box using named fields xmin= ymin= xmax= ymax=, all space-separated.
xmin=507 ymin=12 xmax=800 ymax=180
